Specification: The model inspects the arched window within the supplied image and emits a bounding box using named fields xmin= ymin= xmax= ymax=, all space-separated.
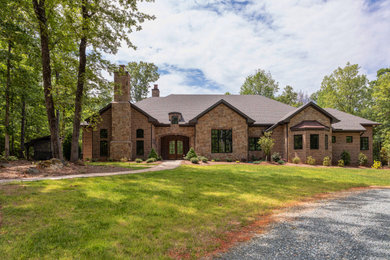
xmin=136 ymin=129 xmax=144 ymax=138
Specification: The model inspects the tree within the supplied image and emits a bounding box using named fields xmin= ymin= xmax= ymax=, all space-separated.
xmin=316 ymin=63 xmax=370 ymax=116
xmin=67 ymin=0 xmax=155 ymax=162
xmin=258 ymin=131 xmax=275 ymax=161
xmin=240 ymin=69 xmax=279 ymax=98
xmin=224 ymin=92 xmax=231 ymax=95
xmin=277 ymin=85 xmax=299 ymax=107
xmin=372 ymin=68 xmax=390 ymax=140
xmin=126 ymin=61 xmax=159 ymax=102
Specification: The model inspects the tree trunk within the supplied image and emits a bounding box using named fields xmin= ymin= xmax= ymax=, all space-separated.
xmin=32 ymin=0 xmax=61 ymax=159
xmin=70 ymin=0 xmax=88 ymax=162
xmin=4 ymin=41 xmax=11 ymax=157
xmin=20 ymin=98 xmax=26 ymax=158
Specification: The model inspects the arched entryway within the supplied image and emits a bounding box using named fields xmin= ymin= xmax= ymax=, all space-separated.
xmin=161 ymin=135 xmax=189 ymax=160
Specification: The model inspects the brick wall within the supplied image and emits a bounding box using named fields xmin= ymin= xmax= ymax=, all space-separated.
xmin=82 ymin=128 xmax=92 ymax=160
xmin=131 ymin=108 xmax=153 ymax=160
xmin=248 ymin=126 xmax=265 ymax=160
xmin=154 ymin=125 xmax=195 ymax=156
xmin=195 ymin=103 xmax=248 ymax=160
xmin=110 ymin=102 xmax=132 ymax=160
xmin=92 ymin=108 xmax=112 ymax=160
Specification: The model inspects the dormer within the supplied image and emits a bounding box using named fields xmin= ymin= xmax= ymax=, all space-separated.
xmin=169 ymin=112 xmax=182 ymax=124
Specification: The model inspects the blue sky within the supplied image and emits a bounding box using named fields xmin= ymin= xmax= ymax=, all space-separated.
xmin=108 ymin=0 xmax=390 ymax=96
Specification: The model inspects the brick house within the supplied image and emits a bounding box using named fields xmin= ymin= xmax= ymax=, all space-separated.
xmin=82 ymin=66 xmax=379 ymax=165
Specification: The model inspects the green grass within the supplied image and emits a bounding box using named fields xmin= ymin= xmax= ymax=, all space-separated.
xmin=0 ymin=165 xmax=389 ymax=259
xmin=85 ymin=161 xmax=156 ymax=169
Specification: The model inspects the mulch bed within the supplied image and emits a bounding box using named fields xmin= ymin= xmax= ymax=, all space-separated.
xmin=0 ymin=160 xmax=144 ymax=180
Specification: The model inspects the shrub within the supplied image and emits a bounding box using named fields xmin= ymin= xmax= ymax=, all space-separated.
xmin=107 ymin=158 xmax=114 ymax=162
xmin=338 ymin=159 xmax=344 ymax=167
xmin=277 ymin=160 xmax=285 ymax=165
xmin=198 ymin=156 xmax=208 ymax=163
xmin=258 ymin=131 xmax=275 ymax=161
xmin=190 ymin=157 xmax=199 ymax=164
xmin=215 ymin=158 xmax=220 ymax=162
xmin=306 ymin=156 xmax=316 ymax=165
xmin=91 ymin=158 xmax=98 ymax=162
xmin=148 ymin=148 xmax=159 ymax=160
xmin=253 ymin=161 xmax=261 ymax=164
xmin=292 ymin=156 xmax=301 ymax=164
xmin=251 ymin=155 xmax=257 ymax=162
xmin=226 ymin=158 xmax=232 ymax=162
xmin=341 ymin=150 xmax=351 ymax=166
xmin=146 ymin=158 xmax=157 ymax=163
xmin=271 ymin=152 xmax=281 ymax=162
xmin=372 ymin=160 xmax=382 ymax=169
xmin=184 ymin=147 xmax=197 ymax=160
xmin=120 ymin=157 xmax=128 ymax=162
xmin=323 ymin=156 xmax=331 ymax=166
xmin=7 ymin=156 xmax=19 ymax=161
xmin=135 ymin=158 xmax=143 ymax=163
xmin=211 ymin=159 xmax=215 ymax=162
xmin=241 ymin=158 xmax=247 ymax=162
xmin=236 ymin=161 xmax=240 ymax=163
xmin=358 ymin=153 xmax=368 ymax=166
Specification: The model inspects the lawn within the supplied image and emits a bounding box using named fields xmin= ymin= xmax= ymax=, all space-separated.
xmin=0 ymin=165 xmax=389 ymax=259
xmin=85 ymin=161 xmax=157 ymax=169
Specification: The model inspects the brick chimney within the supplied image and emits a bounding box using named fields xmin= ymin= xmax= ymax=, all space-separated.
xmin=152 ymin=84 xmax=160 ymax=97
xmin=114 ymin=65 xmax=131 ymax=102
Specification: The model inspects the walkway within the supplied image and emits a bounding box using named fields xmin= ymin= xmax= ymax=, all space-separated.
xmin=0 ymin=160 xmax=182 ymax=184
xmin=219 ymin=188 xmax=390 ymax=259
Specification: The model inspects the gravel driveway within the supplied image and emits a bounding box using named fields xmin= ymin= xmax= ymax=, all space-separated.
xmin=219 ymin=189 xmax=390 ymax=260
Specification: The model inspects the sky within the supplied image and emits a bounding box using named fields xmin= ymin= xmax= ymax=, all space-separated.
xmin=107 ymin=0 xmax=390 ymax=97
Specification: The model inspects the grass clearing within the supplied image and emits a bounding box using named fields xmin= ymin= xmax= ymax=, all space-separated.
xmin=0 ymin=164 xmax=389 ymax=259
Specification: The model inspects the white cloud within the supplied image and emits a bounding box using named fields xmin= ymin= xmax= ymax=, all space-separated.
xmin=106 ymin=0 xmax=390 ymax=96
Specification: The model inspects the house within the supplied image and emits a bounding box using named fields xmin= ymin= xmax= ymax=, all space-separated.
xmin=82 ymin=66 xmax=379 ymax=165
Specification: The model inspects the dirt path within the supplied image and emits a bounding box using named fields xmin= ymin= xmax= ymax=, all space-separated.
xmin=0 ymin=160 xmax=182 ymax=184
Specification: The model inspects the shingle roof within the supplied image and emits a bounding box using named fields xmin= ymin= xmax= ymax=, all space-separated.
xmin=324 ymin=108 xmax=380 ymax=131
xmin=135 ymin=94 xmax=294 ymax=125
xmin=132 ymin=94 xmax=379 ymax=131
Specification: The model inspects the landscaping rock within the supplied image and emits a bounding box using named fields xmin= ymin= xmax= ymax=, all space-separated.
xmin=27 ymin=167 xmax=40 ymax=175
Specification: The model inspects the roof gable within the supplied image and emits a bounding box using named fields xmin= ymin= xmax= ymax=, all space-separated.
xmin=188 ymin=99 xmax=255 ymax=124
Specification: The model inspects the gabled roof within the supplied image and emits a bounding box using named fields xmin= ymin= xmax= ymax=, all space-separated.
xmin=266 ymin=101 xmax=340 ymax=131
xmin=324 ymin=108 xmax=380 ymax=131
xmin=188 ymin=99 xmax=255 ymax=124
xmin=290 ymin=120 xmax=330 ymax=131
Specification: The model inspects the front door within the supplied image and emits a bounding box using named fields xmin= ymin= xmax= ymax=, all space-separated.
xmin=162 ymin=135 xmax=189 ymax=160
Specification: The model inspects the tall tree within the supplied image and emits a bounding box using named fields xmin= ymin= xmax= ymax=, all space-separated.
xmin=315 ymin=62 xmax=370 ymax=116
xmin=372 ymin=68 xmax=390 ymax=139
xmin=66 ymin=0 xmax=155 ymax=162
xmin=240 ymin=69 xmax=279 ymax=98
xmin=126 ymin=61 xmax=159 ymax=102
xmin=277 ymin=85 xmax=300 ymax=107
xmin=32 ymin=0 xmax=62 ymax=159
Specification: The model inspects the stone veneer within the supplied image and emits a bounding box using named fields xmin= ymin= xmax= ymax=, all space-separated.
xmin=195 ymin=103 xmax=248 ymax=160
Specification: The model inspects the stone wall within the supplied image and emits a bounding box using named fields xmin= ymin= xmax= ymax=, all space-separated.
xmin=110 ymin=102 xmax=132 ymax=160
xmin=248 ymin=126 xmax=265 ymax=160
xmin=154 ymin=125 xmax=195 ymax=156
xmin=131 ymin=107 xmax=153 ymax=160
xmin=195 ymin=103 xmax=248 ymax=160
xmin=82 ymin=128 xmax=92 ymax=160
xmin=332 ymin=126 xmax=373 ymax=165
xmin=92 ymin=108 xmax=112 ymax=160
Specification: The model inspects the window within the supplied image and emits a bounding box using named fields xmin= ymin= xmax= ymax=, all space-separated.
xmin=136 ymin=129 xmax=144 ymax=138
xmin=310 ymin=134 xmax=319 ymax=149
xmin=294 ymin=135 xmax=303 ymax=150
xmin=136 ymin=140 xmax=144 ymax=155
xmin=332 ymin=136 xmax=336 ymax=143
xmin=346 ymin=136 xmax=353 ymax=143
xmin=211 ymin=129 xmax=232 ymax=153
xmin=360 ymin=137 xmax=369 ymax=150
xmin=169 ymin=141 xmax=175 ymax=154
xmin=325 ymin=135 xmax=328 ymax=150
xmin=171 ymin=116 xmax=179 ymax=124
xmin=100 ymin=129 xmax=108 ymax=139
xmin=100 ymin=140 xmax=108 ymax=156
xmin=249 ymin=137 xmax=261 ymax=151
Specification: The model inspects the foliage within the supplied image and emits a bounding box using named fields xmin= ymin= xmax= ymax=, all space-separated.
xmin=120 ymin=157 xmax=129 ymax=162
xmin=190 ymin=157 xmax=199 ymax=164
xmin=135 ymin=158 xmax=143 ymax=163
xmin=277 ymin=85 xmax=301 ymax=107
xmin=226 ymin=158 xmax=232 ymax=162
xmin=126 ymin=61 xmax=160 ymax=102
xmin=198 ymin=156 xmax=208 ymax=163
xmin=240 ymin=69 xmax=279 ymax=98
xmin=314 ymin=63 xmax=370 ymax=117
xmin=277 ymin=160 xmax=285 ymax=165
xmin=271 ymin=152 xmax=281 ymax=162
xmin=306 ymin=156 xmax=316 ymax=165
xmin=236 ymin=161 xmax=240 ymax=163
xmin=258 ymin=132 xmax=275 ymax=161
xmin=341 ymin=150 xmax=351 ymax=166
xmin=323 ymin=156 xmax=331 ymax=166
xmin=292 ymin=156 xmax=301 ymax=164
xmin=184 ymin=147 xmax=197 ymax=160
xmin=146 ymin=158 xmax=156 ymax=163
xmin=338 ymin=159 xmax=345 ymax=167
xmin=148 ymin=148 xmax=159 ymax=160
xmin=253 ymin=161 xmax=261 ymax=164
xmin=372 ymin=160 xmax=382 ymax=169
xmin=358 ymin=153 xmax=368 ymax=166
xmin=380 ymin=144 xmax=390 ymax=166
